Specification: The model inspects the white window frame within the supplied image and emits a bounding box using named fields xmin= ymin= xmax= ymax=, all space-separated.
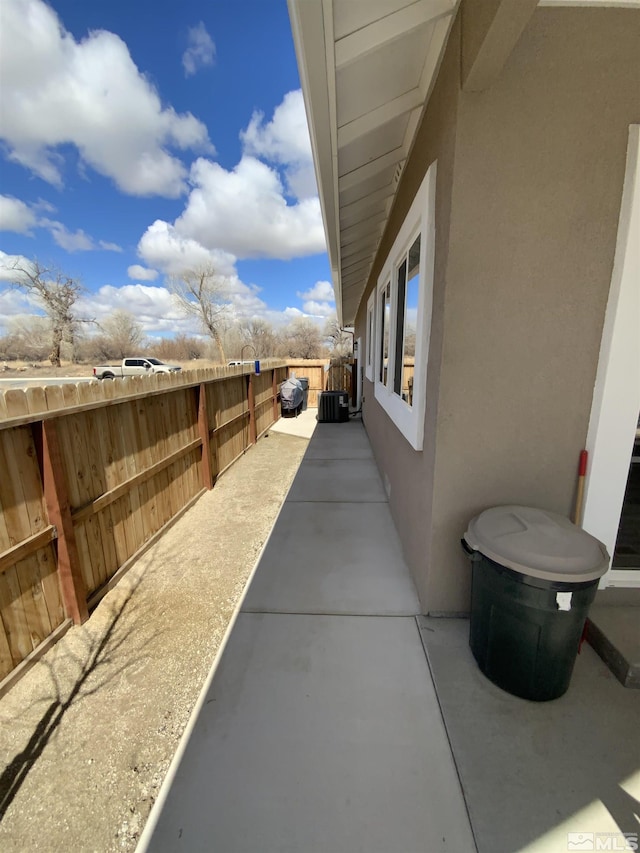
xmin=374 ymin=161 xmax=437 ymax=451
xmin=365 ymin=292 xmax=375 ymax=381
xmin=582 ymin=126 xmax=640 ymax=587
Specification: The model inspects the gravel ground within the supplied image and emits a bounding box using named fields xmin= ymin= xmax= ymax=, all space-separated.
xmin=0 ymin=428 xmax=309 ymax=852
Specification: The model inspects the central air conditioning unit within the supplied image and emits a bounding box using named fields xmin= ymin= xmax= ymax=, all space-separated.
xmin=318 ymin=390 xmax=350 ymax=423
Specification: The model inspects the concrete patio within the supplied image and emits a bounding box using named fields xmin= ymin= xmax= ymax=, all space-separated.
xmin=138 ymin=410 xmax=639 ymax=853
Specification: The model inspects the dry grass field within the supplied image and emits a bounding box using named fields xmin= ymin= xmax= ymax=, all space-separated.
xmin=0 ymin=359 xmax=226 ymax=381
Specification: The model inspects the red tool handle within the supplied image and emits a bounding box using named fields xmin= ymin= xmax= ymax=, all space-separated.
xmin=578 ymin=449 xmax=588 ymax=477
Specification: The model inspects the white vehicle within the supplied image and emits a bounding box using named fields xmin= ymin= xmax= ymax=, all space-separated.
xmin=93 ymin=357 xmax=182 ymax=380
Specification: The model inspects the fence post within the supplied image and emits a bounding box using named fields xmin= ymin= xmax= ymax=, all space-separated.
xmin=272 ymin=369 xmax=279 ymax=423
xmin=41 ymin=419 xmax=88 ymax=625
xmin=197 ymin=383 xmax=213 ymax=489
xmin=247 ymin=373 xmax=257 ymax=445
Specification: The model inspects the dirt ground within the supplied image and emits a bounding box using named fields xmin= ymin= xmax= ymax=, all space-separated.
xmin=0 ymin=427 xmax=309 ymax=852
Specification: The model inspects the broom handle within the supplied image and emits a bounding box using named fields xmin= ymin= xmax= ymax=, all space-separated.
xmin=573 ymin=450 xmax=588 ymax=526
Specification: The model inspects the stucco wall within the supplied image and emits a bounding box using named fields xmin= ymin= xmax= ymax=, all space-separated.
xmin=356 ymin=15 xmax=462 ymax=606
xmin=427 ymin=7 xmax=640 ymax=612
xmin=355 ymin=7 xmax=640 ymax=613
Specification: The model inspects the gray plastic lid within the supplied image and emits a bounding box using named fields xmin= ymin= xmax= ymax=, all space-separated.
xmin=463 ymin=505 xmax=609 ymax=582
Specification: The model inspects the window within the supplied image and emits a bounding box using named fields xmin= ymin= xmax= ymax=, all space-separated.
xmin=379 ymin=282 xmax=390 ymax=385
xmin=365 ymin=292 xmax=375 ymax=381
xmin=373 ymin=161 xmax=436 ymax=450
xmin=396 ymin=234 xmax=420 ymax=406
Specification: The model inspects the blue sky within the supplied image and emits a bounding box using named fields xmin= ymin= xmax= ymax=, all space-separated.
xmin=0 ymin=0 xmax=334 ymax=339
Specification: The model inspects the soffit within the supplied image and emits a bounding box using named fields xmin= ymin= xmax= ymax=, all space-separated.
xmin=288 ymin=0 xmax=459 ymax=326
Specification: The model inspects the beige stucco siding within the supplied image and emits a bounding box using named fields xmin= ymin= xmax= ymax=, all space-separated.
xmin=356 ymin=7 xmax=640 ymax=613
xmin=357 ymin=15 xmax=462 ymax=607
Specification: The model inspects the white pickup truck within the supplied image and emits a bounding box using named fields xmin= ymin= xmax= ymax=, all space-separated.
xmin=93 ymin=357 xmax=182 ymax=380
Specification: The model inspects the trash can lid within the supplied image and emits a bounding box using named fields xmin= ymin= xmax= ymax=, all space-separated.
xmin=463 ymin=505 xmax=609 ymax=582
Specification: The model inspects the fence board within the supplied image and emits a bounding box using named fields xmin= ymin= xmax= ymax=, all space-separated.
xmin=83 ymin=402 xmax=119 ymax=587
xmin=99 ymin=405 xmax=131 ymax=566
xmin=0 ymin=587 xmax=13 ymax=678
xmin=0 ymin=527 xmax=55 ymax=574
xmin=0 ymin=564 xmax=32 ymax=666
xmin=0 ymin=432 xmax=31 ymax=548
xmin=69 ymin=412 xmax=106 ymax=594
xmin=165 ymin=390 xmax=186 ymax=511
xmin=134 ymin=397 xmax=160 ymax=546
xmin=15 ymin=554 xmax=51 ymax=651
xmin=42 ymin=419 xmax=88 ymax=625
xmin=153 ymin=384 xmax=180 ymax=520
xmin=118 ymin=400 xmax=147 ymax=549
xmin=37 ymin=543 xmax=64 ymax=629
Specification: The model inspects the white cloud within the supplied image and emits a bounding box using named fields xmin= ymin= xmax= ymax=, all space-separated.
xmin=79 ymin=284 xmax=186 ymax=334
xmin=138 ymin=220 xmax=238 ymax=276
xmin=128 ymin=264 xmax=158 ymax=282
xmin=298 ymin=280 xmax=335 ymax=302
xmin=77 ymin=277 xmax=269 ymax=337
xmin=183 ymin=22 xmax=215 ymax=77
xmin=0 ymin=287 xmax=35 ymax=315
xmin=32 ymin=198 xmax=57 ymax=215
xmin=0 ymin=251 xmax=36 ymax=282
xmin=0 ymin=195 xmax=37 ymax=234
xmin=302 ymin=300 xmax=334 ymax=318
xmin=134 ymin=90 xmax=326 ymax=272
xmin=0 ymin=253 xmax=40 ymax=330
xmin=38 ymin=218 xmax=122 ymax=253
xmin=241 ymin=90 xmax=317 ymax=200
xmin=0 ymin=0 xmax=212 ymax=197
xmin=170 ymin=155 xmax=325 ymax=259
xmin=40 ymin=219 xmax=94 ymax=252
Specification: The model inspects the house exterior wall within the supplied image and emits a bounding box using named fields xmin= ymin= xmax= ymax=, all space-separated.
xmin=358 ymin=14 xmax=462 ymax=607
xmin=355 ymin=7 xmax=640 ymax=613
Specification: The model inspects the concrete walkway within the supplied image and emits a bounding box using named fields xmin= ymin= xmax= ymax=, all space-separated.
xmin=138 ymin=411 xmax=475 ymax=853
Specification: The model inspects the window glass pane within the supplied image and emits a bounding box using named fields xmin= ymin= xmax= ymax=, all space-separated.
xmin=367 ymin=306 xmax=373 ymax=367
xmin=393 ymin=260 xmax=407 ymax=396
xmin=379 ymin=283 xmax=390 ymax=385
xmin=403 ymin=234 xmax=420 ymax=406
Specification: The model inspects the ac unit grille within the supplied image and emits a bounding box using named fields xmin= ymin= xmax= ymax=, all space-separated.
xmin=318 ymin=391 xmax=349 ymax=423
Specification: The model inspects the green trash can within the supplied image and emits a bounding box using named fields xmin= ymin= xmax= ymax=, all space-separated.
xmin=462 ymin=506 xmax=609 ymax=701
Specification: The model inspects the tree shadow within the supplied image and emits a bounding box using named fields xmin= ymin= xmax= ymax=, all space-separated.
xmin=601 ymin=783 xmax=640 ymax=841
xmin=0 ymin=579 xmax=154 ymax=821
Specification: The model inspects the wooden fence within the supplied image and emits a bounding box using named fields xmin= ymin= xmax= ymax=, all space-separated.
xmin=0 ymin=362 xmax=288 ymax=694
xmin=287 ymin=359 xmax=354 ymax=405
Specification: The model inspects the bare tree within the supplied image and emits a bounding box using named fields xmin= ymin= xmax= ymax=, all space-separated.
xmin=240 ymin=318 xmax=278 ymax=358
xmin=323 ymin=314 xmax=353 ymax=356
xmin=0 ymin=317 xmax=52 ymax=362
xmin=171 ymin=265 xmax=231 ymax=363
xmin=284 ymin=317 xmax=324 ymax=359
xmin=7 ymin=261 xmax=85 ymax=367
xmin=98 ymin=310 xmax=145 ymax=359
xmin=154 ymin=334 xmax=206 ymax=361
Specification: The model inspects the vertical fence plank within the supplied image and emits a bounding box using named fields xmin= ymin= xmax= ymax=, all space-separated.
xmin=247 ymin=374 xmax=257 ymax=445
xmin=197 ymin=384 xmax=213 ymax=489
xmin=0 ymin=567 xmax=31 ymax=665
xmin=119 ymin=400 xmax=147 ymax=549
xmin=272 ymin=369 xmax=279 ymax=422
xmin=148 ymin=394 xmax=172 ymax=527
xmin=42 ymin=420 xmax=88 ymax=624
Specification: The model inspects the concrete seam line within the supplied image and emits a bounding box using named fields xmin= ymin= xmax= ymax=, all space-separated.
xmin=135 ymin=459 xmax=303 ymax=853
